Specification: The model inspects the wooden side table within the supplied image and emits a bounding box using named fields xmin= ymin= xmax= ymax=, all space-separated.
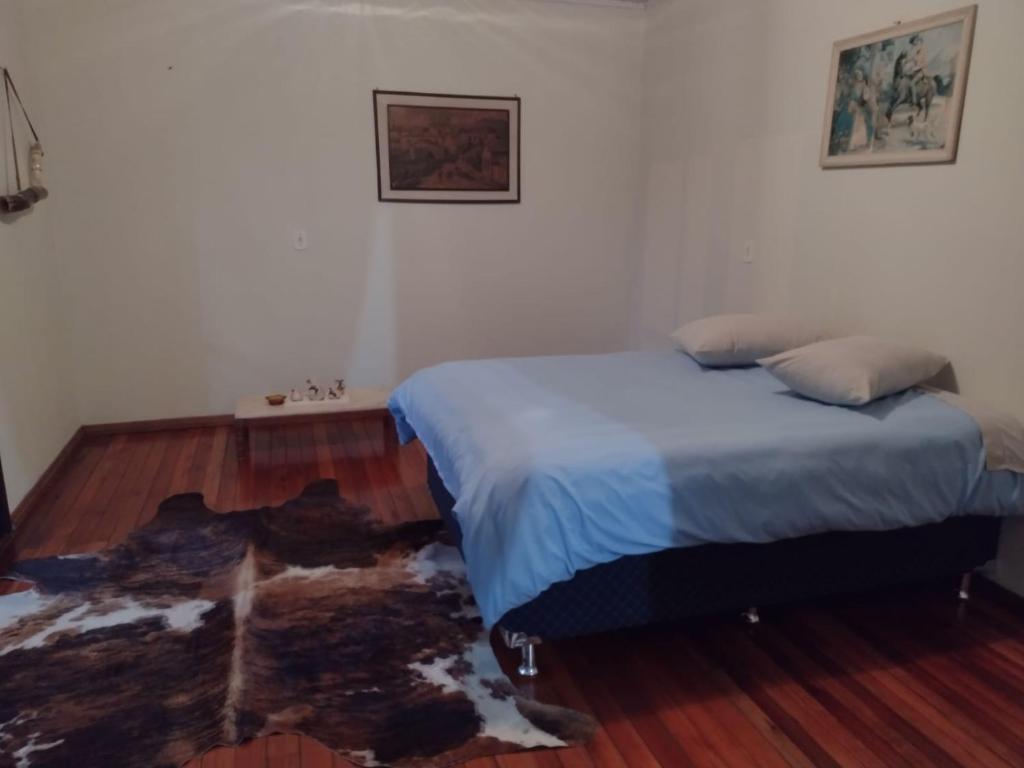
xmin=234 ymin=389 xmax=396 ymax=460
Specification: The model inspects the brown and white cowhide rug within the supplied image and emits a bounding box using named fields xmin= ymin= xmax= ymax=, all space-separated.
xmin=0 ymin=480 xmax=593 ymax=768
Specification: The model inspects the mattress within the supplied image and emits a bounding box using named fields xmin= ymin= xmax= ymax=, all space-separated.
xmin=389 ymin=350 xmax=1024 ymax=627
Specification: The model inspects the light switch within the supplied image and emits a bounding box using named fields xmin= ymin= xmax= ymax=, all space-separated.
xmin=292 ymin=229 xmax=308 ymax=251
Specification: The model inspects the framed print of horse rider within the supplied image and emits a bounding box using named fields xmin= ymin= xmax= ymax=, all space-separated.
xmin=820 ymin=5 xmax=977 ymax=168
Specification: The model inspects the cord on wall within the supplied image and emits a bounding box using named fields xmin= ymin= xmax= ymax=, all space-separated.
xmin=0 ymin=455 xmax=11 ymax=537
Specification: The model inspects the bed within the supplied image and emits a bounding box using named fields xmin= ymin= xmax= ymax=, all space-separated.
xmin=389 ymin=350 xmax=1024 ymax=674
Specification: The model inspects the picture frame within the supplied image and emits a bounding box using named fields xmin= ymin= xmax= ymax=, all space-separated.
xmin=373 ymin=90 xmax=521 ymax=203
xmin=820 ymin=5 xmax=977 ymax=168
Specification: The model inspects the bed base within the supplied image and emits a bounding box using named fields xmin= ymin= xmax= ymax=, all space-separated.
xmin=498 ymin=571 xmax=976 ymax=677
xmin=427 ymin=458 xmax=1001 ymax=675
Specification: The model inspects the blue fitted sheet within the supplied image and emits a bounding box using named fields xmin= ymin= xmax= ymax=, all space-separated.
xmin=388 ymin=351 xmax=1024 ymax=627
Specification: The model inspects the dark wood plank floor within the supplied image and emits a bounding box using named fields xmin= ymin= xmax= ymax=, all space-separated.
xmin=4 ymin=422 xmax=1024 ymax=767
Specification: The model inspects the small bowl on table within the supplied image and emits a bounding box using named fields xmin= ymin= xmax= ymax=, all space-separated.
xmin=265 ymin=394 xmax=287 ymax=406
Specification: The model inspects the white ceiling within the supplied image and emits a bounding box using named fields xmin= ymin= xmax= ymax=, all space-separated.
xmin=552 ymin=0 xmax=647 ymax=7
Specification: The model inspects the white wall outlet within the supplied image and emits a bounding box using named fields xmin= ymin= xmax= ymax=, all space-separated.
xmin=742 ymin=240 xmax=755 ymax=264
xmin=292 ymin=229 xmax=308 ymax=251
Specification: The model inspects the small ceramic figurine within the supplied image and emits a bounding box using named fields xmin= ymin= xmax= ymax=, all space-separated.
xmin=306 ymin=378 xmax=325 ymax=401
xmin=289 ymin=388 xmax=303 ymax=402
xmin=327 ymin=387 xmax=341 ymax=400
xmin=333 ymin=378 xmax=346 ymax=396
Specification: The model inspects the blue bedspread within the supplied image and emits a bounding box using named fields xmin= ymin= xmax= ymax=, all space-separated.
xmin=389 ymin=351 xmax=1024 ymax=627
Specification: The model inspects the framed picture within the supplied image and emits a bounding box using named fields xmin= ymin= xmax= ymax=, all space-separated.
xmin=373 ymin=90 xmax=520 ymax=203
xmin=820 ymin=5 xmax=977 ymax=168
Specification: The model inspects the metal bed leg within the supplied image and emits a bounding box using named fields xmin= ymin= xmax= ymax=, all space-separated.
xmin=742 ymin=606 xmax=760 ymax=625
xmin=499 ymin=628 xmax=541 ymax=678
xmin=518 ymin=643 xmax=539 ymax=678
xmin=958 ymin=572 xmax=972 ymax=601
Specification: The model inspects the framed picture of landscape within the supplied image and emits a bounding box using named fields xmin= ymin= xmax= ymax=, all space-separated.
xmin=820 ymin=5 xmax=977 ymax=168
xmin=374 ymin=90 xmax=520 ymax=203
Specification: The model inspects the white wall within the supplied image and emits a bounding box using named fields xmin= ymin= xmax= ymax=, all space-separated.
xmin=636 ymin=0 xmax=1024 ymax=589
xmin=16 ymin=0 xmax=646 ymax=425
xmin=0 ymin=0 xmax=78 ymax=510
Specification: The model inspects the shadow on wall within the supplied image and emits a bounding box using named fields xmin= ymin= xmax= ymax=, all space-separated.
xmin=928 ymin=363 xmax=960 ymax=395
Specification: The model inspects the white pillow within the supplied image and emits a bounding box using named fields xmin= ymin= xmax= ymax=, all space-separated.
xmin=758 ymin=336 xmax=949 ymax=406
xmin=671 ymin=314 xmax=822 ymax=367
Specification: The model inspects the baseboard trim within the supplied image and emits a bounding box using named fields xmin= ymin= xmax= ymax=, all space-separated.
xmin=0 ymin=426 xmax=86 ymax=566
xmin=0 ymin=416 xmax=234 ymax=566
xmin=11 ymin=426 xmax=86 ymax=526
xmin=7 ymin=417 xmax=233 ymax=523
xmin=82 ymin=414 xmax=233 ymax=436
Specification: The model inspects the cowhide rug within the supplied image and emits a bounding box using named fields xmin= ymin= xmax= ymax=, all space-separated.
xmin=0 ymin=480 xmax=594 ymax=768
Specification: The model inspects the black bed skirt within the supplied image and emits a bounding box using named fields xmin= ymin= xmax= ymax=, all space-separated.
xmin=427 ymin=457 xmax=1002 ymax=639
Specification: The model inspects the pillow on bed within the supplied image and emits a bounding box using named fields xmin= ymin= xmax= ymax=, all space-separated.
xmin=758 ymin=336 xmax=948 ymax=406
xmin=671 ymin=314 xmax=822 ymax=367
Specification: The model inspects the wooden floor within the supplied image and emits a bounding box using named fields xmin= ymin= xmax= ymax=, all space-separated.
xmin=5 ymin=422 xmax=1024 ymax=768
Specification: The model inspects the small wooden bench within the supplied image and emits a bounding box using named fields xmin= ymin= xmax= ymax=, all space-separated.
xmin=233 ymin=389 xmax=396 ymax=460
